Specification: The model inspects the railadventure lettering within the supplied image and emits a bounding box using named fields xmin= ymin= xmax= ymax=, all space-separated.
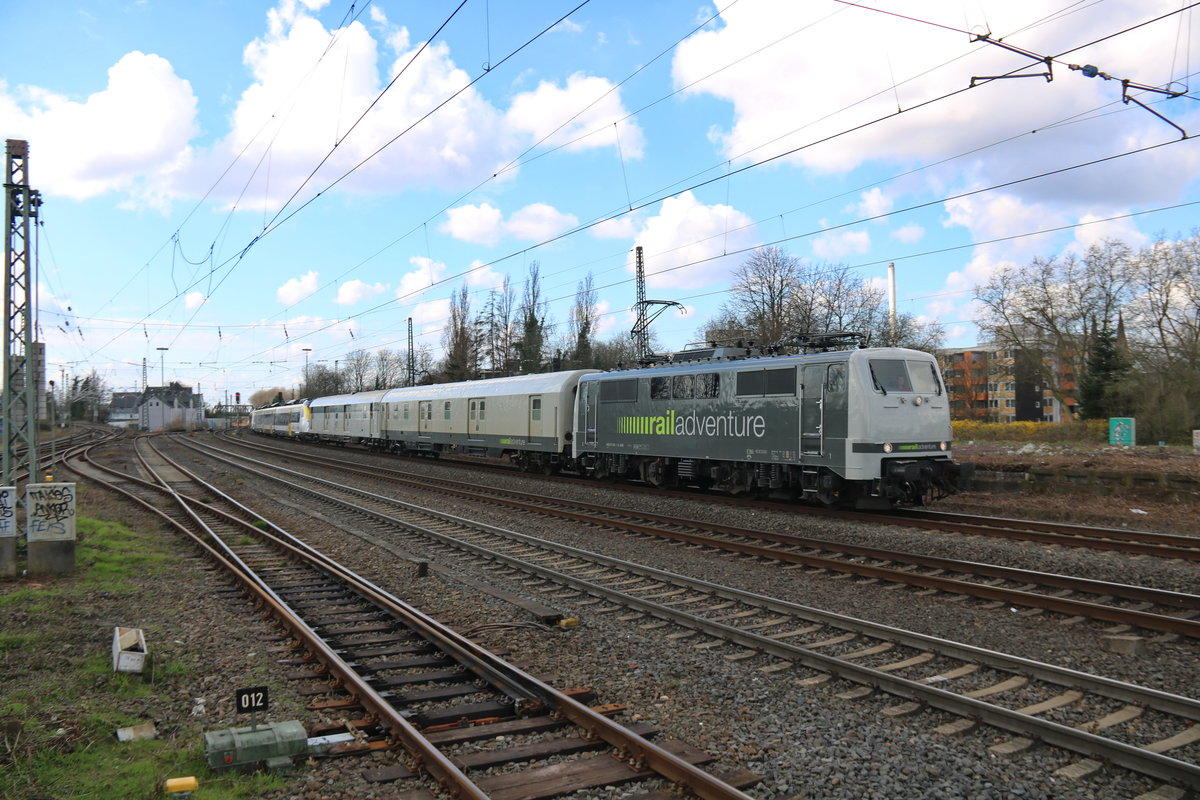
xmin=618 ymin=409 xmax=767 ymax=438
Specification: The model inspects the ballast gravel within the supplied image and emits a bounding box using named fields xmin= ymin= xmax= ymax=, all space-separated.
xmin=118 ymin=437 xmax=1200 ymax=799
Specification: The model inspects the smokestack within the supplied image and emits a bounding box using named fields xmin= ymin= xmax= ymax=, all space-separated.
xmin=888 ymin=262 xmax=897 ymax=344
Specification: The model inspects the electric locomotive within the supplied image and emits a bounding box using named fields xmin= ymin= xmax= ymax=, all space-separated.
xmin=572 ymin=343 xmax=970 ymax=507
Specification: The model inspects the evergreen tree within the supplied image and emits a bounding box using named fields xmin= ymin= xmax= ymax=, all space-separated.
xmin=1077 ymin=324 xmax=1128 ymax=419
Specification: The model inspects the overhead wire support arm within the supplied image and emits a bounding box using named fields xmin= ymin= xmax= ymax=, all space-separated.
xmin=969 ymin=34 xmax=1054 ymax=86
xmin=1067 ymin=63 xmax=1188 ymax=139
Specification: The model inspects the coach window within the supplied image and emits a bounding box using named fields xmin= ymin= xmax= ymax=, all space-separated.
xmin=443 ymin=400 xmax=452 ymax=420
xmin=531 ymin=398 xmax=541 ymax=421
xmin=651 ymin=377 xmax=670 ymax=400
xmin=673 ymin=374 xmax=694 ymax=399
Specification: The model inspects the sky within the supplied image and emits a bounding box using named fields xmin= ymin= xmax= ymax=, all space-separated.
xmin=2 ymin=0 xmax=1199 ymax=404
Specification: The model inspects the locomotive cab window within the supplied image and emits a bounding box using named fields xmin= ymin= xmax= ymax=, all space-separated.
xmin=869 ymin=359 xmax=912 ymax=393
xmin=907 ymin=360 xmax=943 ymax=395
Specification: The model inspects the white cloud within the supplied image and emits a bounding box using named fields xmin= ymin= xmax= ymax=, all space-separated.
xmin=184 ymin=291 xmax=207 ymax=310
xmin=672 ymin=1 xmax=1200 ymax=210
xmin=409 ymin=297 xmax=452 ymax=335
xmin=633 ymin=191 xmax=759 ymax=289
xmin=440 ymin=203 xmax=504 ymax=245
xmin=891 ymin=223 xmax=925 ymax=244
xmin=464 ymin=259 xmax=507 ymax=290
xmin=506 ymin=73 xmax=644 ymax=156
xmin=553 ymin=18 xmax=584 ymax=34
xmin=854 ymin=188 xmax=892 ymax=219
xmin=0 ymin=52 xmax=198 ymax=201
xmin=334 ymin=279 xmax=388 ymax=305
xmin=276 ymin=270 xmax=320 ymax=305
xmin=812 ymin=229 xmax=870 ymax=260
xmin=506 ymin=203 xmax=579 ymax=240
xmin=1069 ymin=213 xmax=1149 ymax=253
xmin=397 ymin=256 xmax=447 ymax=300
xmin=441 ymin=202 xmax=578 ymax=244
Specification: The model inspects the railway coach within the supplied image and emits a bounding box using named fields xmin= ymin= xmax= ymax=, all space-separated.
xmin=373 ymin=370 xmax=599 ymax=472
xmin=248 ymin=399 xmax=311 ymax=438
xmin=572 ymin=345 xmax=970 ymax=507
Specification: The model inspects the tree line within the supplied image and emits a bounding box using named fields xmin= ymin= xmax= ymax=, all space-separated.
xmin=975 ymin=233 xmax=1200 ymax=443
xmin=252 ymin=233 xmax=1200 ymax=444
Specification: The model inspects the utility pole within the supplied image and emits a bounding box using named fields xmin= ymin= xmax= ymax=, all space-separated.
xmin=407 ymin=317 xmax=415 ymax=387
xmin=3 ymin=139 xmax=42 ymax=488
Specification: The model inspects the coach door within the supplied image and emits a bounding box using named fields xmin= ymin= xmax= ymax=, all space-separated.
xmin=418 ymin=400 xmax=432 ymax=435
xmin=528 ymin=395 xmax=544 ymax=440
xmin=800 ymin=364 xmax=825 ymax=456
xmin=469 ymin=398 xmax=485 ymax=440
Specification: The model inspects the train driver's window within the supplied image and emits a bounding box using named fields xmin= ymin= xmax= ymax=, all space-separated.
xmin=869 ymin=359 xmax=912 ymax=392
xmin=908 ymin=360 xmax=942 ymax=394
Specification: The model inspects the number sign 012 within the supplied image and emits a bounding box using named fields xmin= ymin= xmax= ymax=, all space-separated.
xmin=235 ymin=686 xmax=269 ymax=714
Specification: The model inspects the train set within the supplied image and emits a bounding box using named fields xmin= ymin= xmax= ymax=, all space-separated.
xmin=250 ymin=344 xmax=973 ymax=508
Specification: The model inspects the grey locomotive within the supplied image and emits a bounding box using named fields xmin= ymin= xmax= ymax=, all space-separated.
xmin=572 ymin=344 xmax=971 ymax=507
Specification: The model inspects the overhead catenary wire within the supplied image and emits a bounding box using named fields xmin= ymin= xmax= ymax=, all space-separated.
xmin=56 ymin=0 xmax=1200 ymax=388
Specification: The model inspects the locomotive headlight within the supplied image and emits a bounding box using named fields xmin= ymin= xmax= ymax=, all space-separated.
xmin=939 ymin=441 xmax=948 ymax=451
xmin=883 ymin=442 xmax=894 ymax=453
xmin=913 ymin=395 xmax=924 ymax=406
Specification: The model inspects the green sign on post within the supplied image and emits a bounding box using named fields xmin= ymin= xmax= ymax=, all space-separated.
xmin=1109 ymin=417 xmax=1135 ymax=446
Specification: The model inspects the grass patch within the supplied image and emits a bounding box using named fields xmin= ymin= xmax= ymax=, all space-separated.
xmin=0 ymin=516 xmax=288 ymax=799
xmin=0 ymin=632 xmax=40 ymax=651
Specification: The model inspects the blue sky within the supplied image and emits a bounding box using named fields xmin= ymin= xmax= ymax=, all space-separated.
xmin=3 ymin=0 xmax=1199 ymax=403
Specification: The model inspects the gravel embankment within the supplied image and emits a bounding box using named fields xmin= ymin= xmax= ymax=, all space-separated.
xmin=54 ymin=437 xmax=1200 ymax=800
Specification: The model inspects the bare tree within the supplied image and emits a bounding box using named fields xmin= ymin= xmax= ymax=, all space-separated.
xmin=706 ymin=247 xmax=943 ymax=352
xmin=249 ymin=387 xmax=288 ymax=407
xmin=567 ymin=272 xmax=598 ymax=368
xmin=440 ymin=282 xmax=479 ymax=382
xmin=975 ymin=240 xmax=1136 ymax=413
xmin=372 ymin=348 xmax=402 ymax=389
xmin=342 ymin=349 xmax=374 ymax=393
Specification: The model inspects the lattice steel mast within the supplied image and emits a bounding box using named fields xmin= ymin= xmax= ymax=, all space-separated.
xmin=3 ymin=139 xmax=42 ymax=487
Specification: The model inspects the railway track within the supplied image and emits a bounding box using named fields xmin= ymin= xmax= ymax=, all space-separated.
xmin=243 ymin=432 xmax=1199 ymax=553
xmin=205 ymin=434 xmax=1200 ymax=639
xmin=66 ymin=436 xmax=759 ymax=799
xmin=161 ymin=433 xmax=1200 ymax=792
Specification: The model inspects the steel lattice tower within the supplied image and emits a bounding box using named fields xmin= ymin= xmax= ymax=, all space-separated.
xmin=3 ymin=139 xmax=41 ymax=487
